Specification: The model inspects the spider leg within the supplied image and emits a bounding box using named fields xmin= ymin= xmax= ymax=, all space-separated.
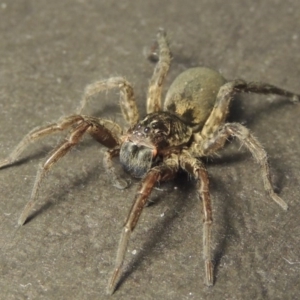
xmin=103 ymin=147 xmax=128 ymax=189
xmin=107 ymin=155 xmax=179 ymax=295
xmin=77 ymin=77 xmax=139 ymax=126
xmin=146 ymin=29 xmax=171 ymax=113
xmin=0 ymin=115 xmax=84 ymax=169
xmin=179 ymin=150 xmax=213 ymax=286
xmin=192 ymin=122 xmax=288 ymax=210
xmin=202 ymin=79 xmax=300 ymax=138
xmin=0 ymin=115 xmax=122 ymax=169
xmin=17 ymin=116 xmax=122 ymax=226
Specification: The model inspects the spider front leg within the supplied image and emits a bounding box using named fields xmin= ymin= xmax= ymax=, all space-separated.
xmin=18 ymin=120 xmax=90 ymax=225
xmin=77 ymin=77 xmax=139 ymax=126
xmin=146 ymin=29 xmax=171 ymax=113
xmin=179 ymin=150 xmax=213 ymax=286
xmin=0 ymin=115 xmax=84 ymax=169
xmin=14 ymin=116 xmax=122 ymax=226
xmin=107 ymin=155 xmax=179 ymax=295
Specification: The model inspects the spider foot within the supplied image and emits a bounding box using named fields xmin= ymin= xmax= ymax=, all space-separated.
xmin=18 ymin=214 xmax=27 ymax=227
xmin=0 ymin=158 xmax=11 ymax=169
xmin=112 ymin=177 xmax=129 ymax=190
xmin=17 ymin=198 xmax=36 ymax=226
xmin=205 ymin=259 xmax=214 ymax=286
xmin=107 ymin=267 xmax=121 ymax=295
xmin=291 ymin=94 xmax=299 ymax=103
xmin=270 ymin=192 xmax=288 ymax=210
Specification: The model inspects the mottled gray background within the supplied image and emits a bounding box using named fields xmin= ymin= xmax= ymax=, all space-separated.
xmin=0 ymin=1 xmax=299 ymax=300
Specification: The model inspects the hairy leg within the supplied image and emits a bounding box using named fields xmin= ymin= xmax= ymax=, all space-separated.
xmin=103 ymin=147 xmax=128 ymax=189
xmin=13 ymin=116 xmax=122 ymax=225
xmin=18 ymin=121 xmax=90 ymax=225
xmin=146 ymin=29 xmax=171 ymax=113
xmin=202 ymin=79 xmax=300 ymax=138
xmin=107 ymin=154 xmax=179 ymax=294
xmin=0 ymin=115 xmax=84 ymax=169
xmin=0 ymin=115 xmax=122 ymax=169
xmin=179 ymin=150 xmax=213 ymax=286
xmin=77 ymin=77 xmax=139 ymax=126
xmin=191 ymin=122 xmax=288 ymax=210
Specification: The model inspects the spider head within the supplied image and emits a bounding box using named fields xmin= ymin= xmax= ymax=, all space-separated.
xmin=129 ymin=112 xmax=173 ymax=148
xmin=119 ymin=112 xmax=192 ymax=178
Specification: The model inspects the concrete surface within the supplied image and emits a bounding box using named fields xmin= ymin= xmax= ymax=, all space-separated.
xmin=0 ymin=1 xmax=300 ymax=299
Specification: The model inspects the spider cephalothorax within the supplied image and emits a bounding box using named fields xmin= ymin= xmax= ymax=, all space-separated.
xmin=0 ymin=29 xmax=299 ymax=295
xmin=120 ymin=111 xmax=193 ymax=177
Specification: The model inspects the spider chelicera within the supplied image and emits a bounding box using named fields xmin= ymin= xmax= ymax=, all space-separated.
xmin=0 ymin=29 xmax=299 ymax=294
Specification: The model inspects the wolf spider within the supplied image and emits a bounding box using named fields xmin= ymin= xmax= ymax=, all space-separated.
xmin=0 ymin=29 xmax=299 ymax=294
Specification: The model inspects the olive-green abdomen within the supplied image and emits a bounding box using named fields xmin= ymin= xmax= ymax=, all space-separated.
xmin=164 ymin=67 xmax=226 ymax=127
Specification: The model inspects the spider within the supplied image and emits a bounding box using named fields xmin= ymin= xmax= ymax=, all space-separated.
xmin=0 ymin=29 xmax=299 ymax=295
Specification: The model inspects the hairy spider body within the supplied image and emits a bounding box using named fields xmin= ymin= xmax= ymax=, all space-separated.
xmin=0 ymin=30 xmax=299 ymax=295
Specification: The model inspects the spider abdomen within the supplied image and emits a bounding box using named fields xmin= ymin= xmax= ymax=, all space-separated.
xmin=164 ymin=67 xmax=226 ymax=127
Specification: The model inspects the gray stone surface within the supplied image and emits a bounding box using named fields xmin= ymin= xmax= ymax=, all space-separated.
xmin=0 ymin=1 xmax=299 ymax=299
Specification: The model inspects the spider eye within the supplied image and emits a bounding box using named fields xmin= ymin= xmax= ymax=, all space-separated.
xmin=151 ymin=122 xmax=158 ymax=129
xmin=144 ymin=127 xmax=150 ymax=133
xmin=150 ymin=120 xmax=167 ymax=133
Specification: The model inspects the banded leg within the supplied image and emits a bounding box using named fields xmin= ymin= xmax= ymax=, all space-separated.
xmin=17 ymin=117 xmax=122 ymax=225
xmin=146 ymin=29 xmax=171 ymax=113
xmin=77 ymin=77 xmax=139 ymax=126
xmin=192 ymin=122 xmax=288 ymax=210
xmin=202 ymin=79 xmax=300 ymax=138
xmin=179 ymin=150 xmax=213 ymax=286
xmin=107 ymin=155 xmax=179 ymax=295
